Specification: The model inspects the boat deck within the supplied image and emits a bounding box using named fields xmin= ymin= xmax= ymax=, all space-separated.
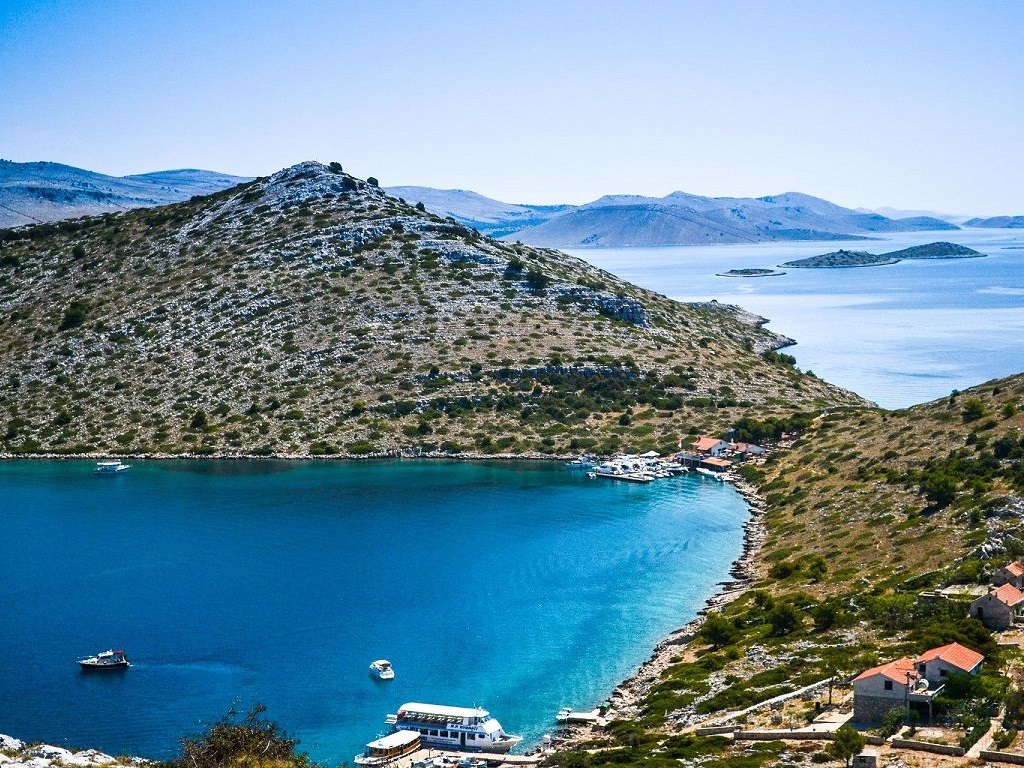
xmin=382 ymin=749 xmax=544 ymax=768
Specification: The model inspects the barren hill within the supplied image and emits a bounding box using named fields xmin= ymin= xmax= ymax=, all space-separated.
xmin=0 ymin=162 xmax=864 ymax=457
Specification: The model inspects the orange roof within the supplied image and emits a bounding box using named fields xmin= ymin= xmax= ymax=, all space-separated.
xmin=692 ymin=436 xmax=726 ymax=451
xmin=1004 ymin=561 xmax=1024 ymax=577
xmin=853 ymin=657 xmax=918 ymax=685
xmin=915 ymin=642 xmax=984 ymax=673
xmin=703 ymin=457 xmax=733 ymax=468
xmin=991 ymin=583 xmax=1024 ymax=606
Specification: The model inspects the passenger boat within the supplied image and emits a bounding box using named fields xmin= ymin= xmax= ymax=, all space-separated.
xmin=94 ymin=461 xmax=130 ymax=474
xmin=354 ymin=730 xmax=420 ymax=767
xmin=78 ymin=649 xmax=129 ymax=670
xmin=696 ymin=467 xmax=725 ymax=481
xmin=386 ymin=702 xmax=521 ymax=753
xmin=369 ymin=659 xmax=395 ymax=679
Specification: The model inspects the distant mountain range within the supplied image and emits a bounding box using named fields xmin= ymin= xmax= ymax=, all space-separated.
xmin=3 ymin=161 xmax=1019 ymax=246
xmin=386 ymin=187 xmax=964 ymax=247
xmin=0 ymin=161 xmax=252 ymax=227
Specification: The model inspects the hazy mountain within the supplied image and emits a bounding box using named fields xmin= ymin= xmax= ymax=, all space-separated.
xmin=892 ymin=216 xmax=959 ymax=230
xmin=0 ymin=160 xmax=251 ymax=227
xmin=391 ymin=186 xmax=960 ymax=248
xmin=0 ymin=161 xmax=863 ymax=457
xmin=963 ymin=215 xmax=1024 ymax=228
xmin=384 ymin=186 xmax=570 ymax=238
xmin=869 ymin=205 xmax=967 ymax=224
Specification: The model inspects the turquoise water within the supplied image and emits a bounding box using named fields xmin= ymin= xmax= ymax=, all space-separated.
xmin=570 ymin=228 xmax=1024 ymax=409
xmin=0 ymin=460 xmax=748 ymax=763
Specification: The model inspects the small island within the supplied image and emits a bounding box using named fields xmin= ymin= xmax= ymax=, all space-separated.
xmin=716 ymin=267 xmax=786 ymax=277
xmin=781 ymin=241 xmax=984 ymax=269
xmin=781 ymin=249 xmax=899 ymax=269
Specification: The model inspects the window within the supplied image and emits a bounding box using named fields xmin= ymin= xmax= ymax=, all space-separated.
xmin=884 ymin=680 xmax=893 ymax=691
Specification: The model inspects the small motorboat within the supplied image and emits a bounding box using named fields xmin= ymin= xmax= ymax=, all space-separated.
xmin=79 ymin=649 xmax=129 ymax=670
xmin=94 ymin=461 xmax=130 ymax=474
xmin=369 ymin=659 xmax=395 ymax=680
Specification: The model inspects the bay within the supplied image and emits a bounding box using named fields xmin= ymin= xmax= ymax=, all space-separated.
xmin=0 ymin=459 xmax=748 ymax=763
xmin=569 ymin=228 xmax=1024 ymax=409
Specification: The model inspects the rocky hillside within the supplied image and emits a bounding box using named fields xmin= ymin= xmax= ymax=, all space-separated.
xmin=965 ymin=215 xmax=1024 ymax=228
xmin=0 ymin=162 xmax=864 ymax=458
xmin=0 ymin=160 xmax=249 ymax=227
xmin=753 ymin=373 xmax=1024 ymax=591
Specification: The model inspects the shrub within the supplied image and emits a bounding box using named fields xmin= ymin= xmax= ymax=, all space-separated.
xmin=58 ymin=299 xmax=89 ymax=331
xmin=166 ymin=703 xmax=308 ymax=768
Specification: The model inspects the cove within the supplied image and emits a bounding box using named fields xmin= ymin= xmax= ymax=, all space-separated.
xmin=0 ymin=459 xmax=749 ymax=763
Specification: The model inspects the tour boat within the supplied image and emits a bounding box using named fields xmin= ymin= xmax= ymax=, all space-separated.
xmin=354 ymin=730 xmax=420 ymax=767
xmin=78 ymin=649 xmax=129 ymax=670
xmin=369 ymin=659 xmax=395 ymax=680
xmin=386 ymin=702 xmax=521 ymax=753
xmin=94 ymin=461 xmax=130 ymax=474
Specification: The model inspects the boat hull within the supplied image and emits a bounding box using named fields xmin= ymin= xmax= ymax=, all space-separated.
xmin=393 ymin=728 xmax=520 ymax=754
xmin=79 ymin=660 xmax=129 ymax=670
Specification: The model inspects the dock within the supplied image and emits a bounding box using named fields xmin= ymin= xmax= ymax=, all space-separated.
xmin=379 ymin=749 xmax=545 ymax=768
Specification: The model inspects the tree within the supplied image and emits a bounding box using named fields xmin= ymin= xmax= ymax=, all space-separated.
xmin=768 ymin=601 xmax=802 ymax=636
xmin=920 ymin=470 xmax=957 ymax=509
xmin=328 ymin=161 xmax=343 ymax=173
xmin=829 ymin=724 xmax=865 ymax=766
xmin=366 ymin=176 xmax=379 ymax=187
xmin=415 ymin=202 xmax=426 ymax=212
xmin=167 ymin=703 xmax=308 ymax=768
xmin=58 ymin=299 xmax=89 ymax=331
xmin=962 ymin=398 xmax=986 ymax=422
xmin=190 ymin=410 xmax=209 ymax=430
xmin=699 ymin=612 xmax=740 ymax=648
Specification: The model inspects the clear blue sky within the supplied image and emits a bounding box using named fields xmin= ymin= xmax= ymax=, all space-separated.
xmin=1 ymin=0 xmax=1021 ymax=214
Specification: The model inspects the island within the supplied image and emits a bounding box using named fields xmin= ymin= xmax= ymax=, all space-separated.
xmin=716 ymin=268 xmax=786 ymax=277
xmin=782 ymin=241 xmax=983 ymax=268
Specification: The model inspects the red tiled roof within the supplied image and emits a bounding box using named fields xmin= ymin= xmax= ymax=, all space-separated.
xmin=915 ymin=642 xmax=984 ymax=673
xmin=1004 ymin=561 xmax=1024 ymax=577
xmin=991 ymin=583 xmax=1024 ymax=607
xmin=692 ymin=436 xmax=725 ymax=451
xmin=853 ymin=657 xmax=918 ymax=685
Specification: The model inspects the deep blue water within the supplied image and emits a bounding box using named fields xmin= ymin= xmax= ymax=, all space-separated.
xmin=0 ymin=460 xmax=747 ymax=763
xmin=569 ymin=228 xmax=1024 ymax=409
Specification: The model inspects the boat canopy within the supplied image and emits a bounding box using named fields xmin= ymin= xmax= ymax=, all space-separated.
xmin=366 ymin=731 xmax=420 ymax=750
xmin=399 ymin=702 xmax=489 ymax=720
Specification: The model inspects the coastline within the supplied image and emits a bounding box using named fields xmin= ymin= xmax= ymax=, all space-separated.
xmin=550 ymin=471 xmax=766 ymax=748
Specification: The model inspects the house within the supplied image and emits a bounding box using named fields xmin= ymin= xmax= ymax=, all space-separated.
xmin=914 ymin=642 xmax=984 ymax=684
xmin=690 ymin=436 xmax=730 ymax=457
xmin=993 ymin=561 xmax=1024 ymax=590
xmin=969 ymin=583 xmax=1024 ymax=630
xmin=852 ymin=657 xmax=939 ymax=723
xmin=732 ymin=441 xmax=766 ymax=457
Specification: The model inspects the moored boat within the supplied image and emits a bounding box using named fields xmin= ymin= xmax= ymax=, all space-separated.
xmin=78 ymin=649 xmax=129 ymax=670
xmin=94 ymin=461 xmax=130 ymax=474
xmin=370 ymin=659 xmax=395 ymax=679
xmin=386 ymin=702 xmax=521 ymax=753
xmin=354 ymin=730 xmax=420 ymax=767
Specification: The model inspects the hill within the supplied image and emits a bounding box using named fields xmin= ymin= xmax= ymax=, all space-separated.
xmin=893 ymin=215 xmax=960 ymax=230
xmin=0 ymin=160 xmax=250 ymax=227
xmin=384 ymin=186 xmax=569 ymax=238
xmin=0 ymin=162 xmax=865 ymax=458
xmin=481 ymin=190 xmax=952 ymax=248
xmin=965 ymin=215 xmax=1024 ymax=228
xmin=882 ymin=241 xmax=983 ymax=259
xmin=781 ymin=241 xmax=983 ymax=269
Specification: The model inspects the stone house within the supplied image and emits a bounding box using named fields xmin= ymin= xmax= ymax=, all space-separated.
xmin=993 ymin=561 xmax=1024 ymax=589
xmin=732 ymin=441 xmax=766 ymax=457
xmin=914 ymin=642 xmax=984 ymax=684
xmin=970 ymin=583 xmax=1024 ymax=630
xmin=852 ymin=657 xmax=939 ymax=723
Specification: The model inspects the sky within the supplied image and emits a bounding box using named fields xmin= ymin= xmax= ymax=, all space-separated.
xmin=1 ymin=0 xmax=1022 ymax=214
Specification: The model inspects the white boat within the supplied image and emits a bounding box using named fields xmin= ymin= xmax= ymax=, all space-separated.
xmin=696 ymin=467 xmax=725 ymax=481
xmin=555 ymin=707 xmax=601 ymax=724
xmin=387 ymin=702 xmax=521 ymax=753
xmin=78 ymin=649 xmax=129 ymax=670
xmin=370 ymin=659 xmax=395 ymax=680
xmin=355 ymin=730 xmax=420 ymax=767
xmin=94 ymin=460 xmax=130 ymax=474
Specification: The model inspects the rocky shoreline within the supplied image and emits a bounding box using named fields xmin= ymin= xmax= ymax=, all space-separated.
xmin=0 ymin=734 xmax=148 ymax=768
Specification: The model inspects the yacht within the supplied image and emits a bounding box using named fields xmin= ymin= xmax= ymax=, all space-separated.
xmin=94 ymin=461 xmax=130 ymax=474
xmin=696 ymin=467 xmax=725 ymax=481
xmin=386 ymin=702 xmax=521 ymax=753
xmin=370 ymin=659 xmax=395 ymax=680
xmin=354 ymin=731 xmax=420 ymax=767
xmin=78 ymin=649 xmax=129 ymax=670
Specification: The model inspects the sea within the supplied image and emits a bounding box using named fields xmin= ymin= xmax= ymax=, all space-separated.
xmin=569 ymin=227 xmax=1024 ymax=409
xmin=0 ymin=460 xmax=748 ymax=763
